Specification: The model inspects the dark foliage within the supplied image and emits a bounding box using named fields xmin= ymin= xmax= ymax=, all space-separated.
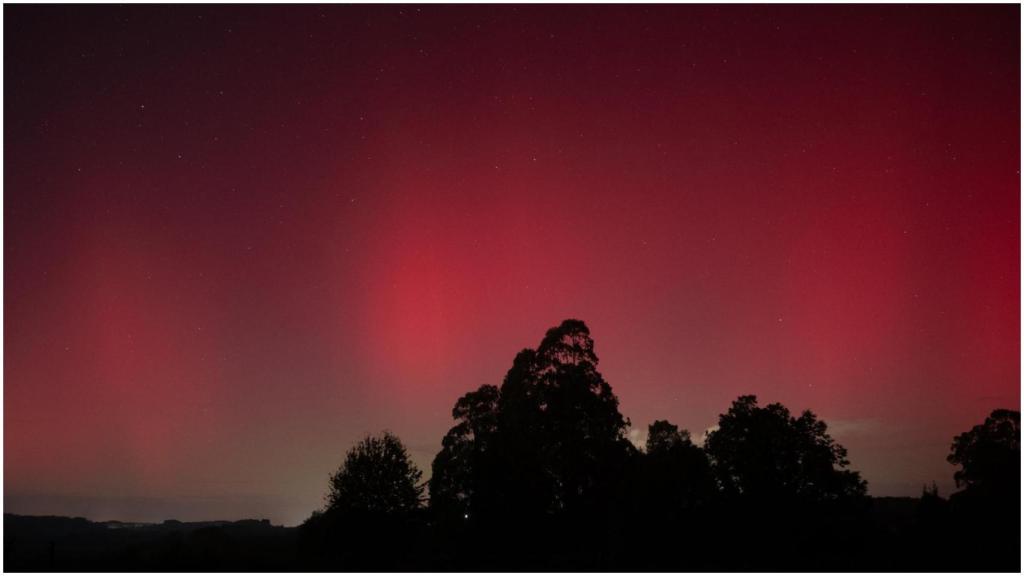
xmin=427 ymin=383 xmax=500 ymax=522
xmin=431 ymin=320 xmax=634 ymax=528
xmin=948 ymin=408 xmax=1020 ymax=493
xmin=5 ymin=321 xmax=1019 ymax=571
xmin=942 ymin=409 xmax=1021 ymax=571
xmin=325 ymin=431 xmax=424 ymax=515
xmin=639 ymin=420 xmax=716 ymax=513
xmin=704 ymin=395 xmax=868 ymax=505
xmin=297 ymin=431 xmax=427 ymax=570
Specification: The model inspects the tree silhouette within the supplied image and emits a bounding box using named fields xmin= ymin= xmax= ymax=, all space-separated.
xmin=326 ymin=431 xmax=423 ymax=514
xmin=646 ymin=419 xmax=689 ymax=453
xmin=527 ymin=320 xmax=634 ymax=513
xmin=428 ymin=384 xmax=500 ymax=521
xmin=431 ymin=319 xmax=634 ymax=529
xmin=947 ymin=409 xmax=1020 ymax=493
xmin=298 ymin=432 xmax=426 ymax=570
xmin=917 ymin=481 xmax=948 ymax=527
xmin=942 ymin=409 xmax=1021 ymax=572
xmin=704 ymin=395 xmax=867 ymax=504
xmin=641 ymin=420 xmax=716 ymax=511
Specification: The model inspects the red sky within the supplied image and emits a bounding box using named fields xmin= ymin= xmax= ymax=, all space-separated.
xmin=4 ymin=4 xmax=1019 ymax=526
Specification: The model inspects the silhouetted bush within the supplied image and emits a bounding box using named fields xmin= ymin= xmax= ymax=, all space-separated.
xmin=297 ymin=431 xmax=427 ymax=570
xmin=326 ymin=431 xmax=424 ymax=515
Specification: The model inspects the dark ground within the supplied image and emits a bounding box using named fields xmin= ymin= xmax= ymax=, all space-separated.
xmin=3 ymin=514 xmax=297 ymax=572
xmin=4 ymin=495 xmax=1019 ymax=572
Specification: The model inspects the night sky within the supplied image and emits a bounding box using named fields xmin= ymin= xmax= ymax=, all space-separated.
xmin=5 ymin=5 xmax=1019 ymax=526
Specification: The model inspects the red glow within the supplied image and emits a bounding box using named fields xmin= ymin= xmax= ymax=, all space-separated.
xmin=4 ymin=4 xmax=1019 ymax=525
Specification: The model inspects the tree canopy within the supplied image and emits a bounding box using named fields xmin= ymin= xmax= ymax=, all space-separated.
xmin=430 ymin=319 xmax=634 ymax=524
xmin=704 ymin=395 xmax=867 ymax=504
xmin=326 ymin=431 xmax=424 ymax=515
xmin=428 ymin=384 xmax=500 ymax=520
xmin=646 ymin=419 xmax=691 ymax=454
xmin=948 ymin=409 xmax=1020 ymax=493
xmin=639 ymin=420 xmax=716 ymax=512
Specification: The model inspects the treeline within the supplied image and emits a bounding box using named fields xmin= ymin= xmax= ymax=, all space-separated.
xmin=298 ymin=319 xmax=1020 ymax=571
xmin=5 ymin=319 xmax=1014 ymax=571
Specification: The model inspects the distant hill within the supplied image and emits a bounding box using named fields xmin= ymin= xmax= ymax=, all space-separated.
xmin=4 ymin=513 xmax=296 ymax=571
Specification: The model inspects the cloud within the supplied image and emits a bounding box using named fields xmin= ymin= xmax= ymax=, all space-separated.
xmin=695 ymin=426 xmax=718 ymax=447
xmin=627 ymin=428 xmax=648 ymax=450
xmin=826 ymin=419 xmax=884 ymax=437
